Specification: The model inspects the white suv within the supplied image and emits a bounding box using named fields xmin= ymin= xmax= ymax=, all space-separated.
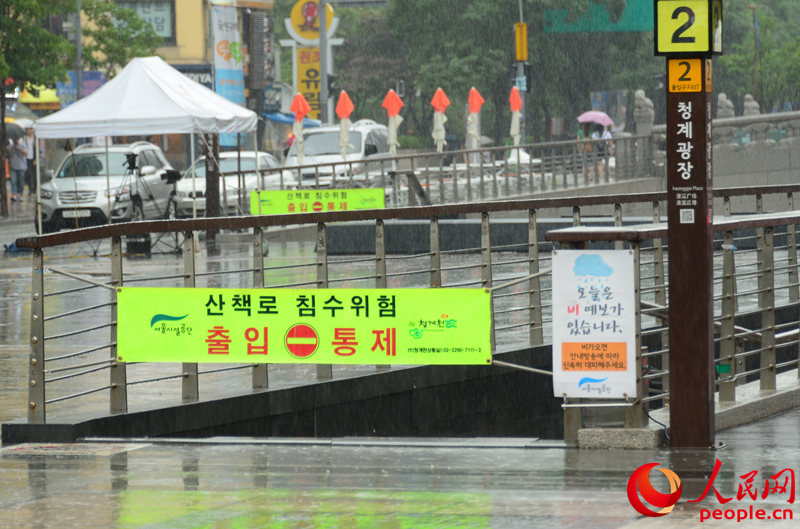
xmin=39 ymin=141 xmax=180 ymax=233
xmin=284 ymin=119 xmax=390 ymax=188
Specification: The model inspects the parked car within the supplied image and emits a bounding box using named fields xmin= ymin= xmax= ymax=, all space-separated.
xmin=175 ymin=151 xmax=290 ymax=217
xmin=38 ymin=141 xmax=180 ymax=233
xmin=283 ymin=119 xmax=391 ymax=188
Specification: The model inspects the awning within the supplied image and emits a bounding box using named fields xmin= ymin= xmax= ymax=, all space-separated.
xmin=263 ymin=112 xmax=320 ymax=128
xmin=20 ymin=86 xmax=61 ymax=111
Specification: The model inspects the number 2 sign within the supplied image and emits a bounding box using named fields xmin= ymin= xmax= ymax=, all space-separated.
xmin=654 ymin=0 xmax=722 ymax=56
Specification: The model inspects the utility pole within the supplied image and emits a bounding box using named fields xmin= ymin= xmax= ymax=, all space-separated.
xmin=320 ymin=0 xmax=328 ymax=123
xmin=515 ymin=0 xmax=526 ymax=141
xmin=750 ymin=4 xmax=759 ymax=98
xmin=76 ymin=0 xmax=83 ymax=100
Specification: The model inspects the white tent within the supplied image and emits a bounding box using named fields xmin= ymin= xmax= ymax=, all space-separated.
xmin=34 ymin=56 xmax=257 ymax=138
xmin=33 ymin=57 xmax=258 ymax=226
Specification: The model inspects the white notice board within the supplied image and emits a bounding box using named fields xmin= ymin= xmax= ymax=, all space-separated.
xmin=551 ymin=250 xmax=637 ymax=399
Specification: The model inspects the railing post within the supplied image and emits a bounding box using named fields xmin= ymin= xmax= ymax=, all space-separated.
xmin=787 ymin=192 xmax=799 ymax=302
xmin=559 ymin=241 xmax=583 ymax=445
xmin=430 ymin=216 xmax=441 ymax=288
xmin=492 ymin=155 xmax=499 ymax=198
xmin=528 ymin=209 xmax=543 ymax=345
xmin=625 ymin=243 xmax=646 ymax=428
xmin=252 ymin=226 xmax=268 ymax=389
xmin=758 ymin=226 xmax=776 ymax=391
xmin=29 ymin=248 xmax=45 ymax=424
xmin=110 ymin=236 xmax=128 ymax=414
xmin=438 ymin=156 xmax=445 ymax=204
xmin=613 ymin=203 xmax=623 ymax=250
xmin=182 ymin=231 xmax=199 ymax=401
xmin=719 ymin=230 xmax=737 ymax=402
xmin=453 ymin=157 xmax=459 ymax=203
xmin=652 ymin=201 xmax=669 ymax=400
xmin=465 ymin=157 xmax=473 ymax=203
xmin=375 ymin=219 xmax=389 ymax=371
xmin=503 ymin=155 xmax=511 ymax=197
xmin=316 ymin=223 xmax=332 ymax=380
xmin=481 ymin=212 xmax=495 ymax=355
xmin=527 ymin=146 xmax=535 ymax=192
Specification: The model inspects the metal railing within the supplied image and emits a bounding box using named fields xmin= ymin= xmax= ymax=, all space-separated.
xmin=206 ymin=135 xmax=655 ymax=215
xmin=15 ymin=184 xmax=800 ymax=437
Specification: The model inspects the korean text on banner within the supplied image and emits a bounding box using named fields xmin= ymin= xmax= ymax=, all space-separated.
xmin=212 ymin=5 xmax=246 ymax=147
xmin=117 ymin=287 xmax=492 ymax=365
xmin=551 ymin=250 xmax=637 ymax=399
xmin=250 ymin=188 xmax=384 ymax=215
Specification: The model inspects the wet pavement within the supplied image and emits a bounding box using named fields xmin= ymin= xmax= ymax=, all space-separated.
xmin=2 ymin=201 xmax=800 ymax=527
xmin=0 ymin=408 xmax=798 ymax=528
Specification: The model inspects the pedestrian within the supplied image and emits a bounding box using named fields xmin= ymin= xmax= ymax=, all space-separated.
xmin=23 ymin=126 xmax=36 ymax=196
xmin=577 ymin=122 xmax=593 ymax=180
xmin=591 ymin=124 xmax=613 ymax=180
xmin=7 ymin=136 xmax=28 ymax=202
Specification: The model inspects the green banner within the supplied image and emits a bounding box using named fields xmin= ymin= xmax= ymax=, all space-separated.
xmin=117 ymin=287 xmax=492 ymax=365
xmin=544 ymin=0 xmax=653 ymax=33
xmin=250 ymin=188 xmax=384 ymax=215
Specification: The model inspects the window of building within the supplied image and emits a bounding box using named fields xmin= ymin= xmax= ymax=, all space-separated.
xmin=117 ymin=1 xmax=176 ymax=46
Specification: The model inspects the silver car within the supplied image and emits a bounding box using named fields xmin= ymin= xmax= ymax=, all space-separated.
xmin=38 ymin=141 xmax=180 ymax=233
xmin=175 ymin=151 xmax=289 ymax=218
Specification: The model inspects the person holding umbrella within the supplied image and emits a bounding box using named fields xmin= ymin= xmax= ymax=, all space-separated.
xmin=6 ymin=123 xmax=28 ymax=202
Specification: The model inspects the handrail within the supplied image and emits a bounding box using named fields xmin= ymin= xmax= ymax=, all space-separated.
xmin=18 ymin=183 xmax=800 ymax=250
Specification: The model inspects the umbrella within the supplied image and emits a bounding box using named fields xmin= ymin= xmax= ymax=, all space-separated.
xmin=466 ymin=87 xmax=484 ymax=152
xmin=509 ymin=87 xmax=522 ymax=146
xmin=4 ymin=122 xmax=24 ymax=140
xmin=577 ymin=110 xmax=613 ymax=127
xmin=290 ymin=93 xmax=312 ymax=166
xmin=335 ymin=90 xmax=355 ymax=160
xmin=13 ymin=117 xmax=34 ymax=129
xmin=382 ymin=89 xmax=404 ymax=158
xmin=430 ymin=88 xmax=450 ymax=153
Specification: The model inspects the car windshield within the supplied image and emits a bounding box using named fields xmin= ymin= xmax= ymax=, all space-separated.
xmin=56 ymin=153 xmax=130 ymax=178
xmin=288 ymin=131 xmax=362 ymax=156
xmin=187 ymin=158 xmax=261 ymax=178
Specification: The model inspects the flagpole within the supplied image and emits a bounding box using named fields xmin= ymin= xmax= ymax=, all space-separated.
xmin=751 ymin=5 xmax=759 ymax=98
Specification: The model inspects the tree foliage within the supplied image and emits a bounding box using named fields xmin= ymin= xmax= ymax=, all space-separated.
xmin=0 ymin=0 xmax=74 ymax=215
xmin=274 ymin=0 xmax=800 ymax=144
xmin=81 ymin=0 xmax=163 ymax=79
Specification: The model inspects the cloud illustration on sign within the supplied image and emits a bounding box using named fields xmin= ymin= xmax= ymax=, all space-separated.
xmin=573 ymin=254 xmax=614 ymax=277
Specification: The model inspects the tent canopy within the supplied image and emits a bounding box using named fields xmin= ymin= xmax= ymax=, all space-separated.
xmin=34 ymin=57 xmax=257 ymax=139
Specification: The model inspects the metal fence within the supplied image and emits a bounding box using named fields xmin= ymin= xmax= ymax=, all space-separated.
xmin=15 ymin=184 xmax=800 ymax=440
xmin=212 ymin=135 xmax=656 ymax=215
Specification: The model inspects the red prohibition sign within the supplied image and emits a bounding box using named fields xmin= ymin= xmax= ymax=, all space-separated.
xmin=285 ymin=323 xmax=319 ymax=358
xmin=312 ymin=201 xmax=324 ymax=212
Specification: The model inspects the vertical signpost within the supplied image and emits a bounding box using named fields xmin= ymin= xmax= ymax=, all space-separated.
xmin=655 ymin=0 xmax=722 ymax=448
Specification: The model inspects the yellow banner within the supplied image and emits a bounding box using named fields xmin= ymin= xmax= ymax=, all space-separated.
xmin=297 ymin=46 xmax=321 ymax=119
xmin=250 ymin=188 xmax=384 ymax=215
xmin=117 ymin=287 xmax=492 ymax=365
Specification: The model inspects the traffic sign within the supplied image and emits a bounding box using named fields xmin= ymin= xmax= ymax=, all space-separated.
xmin=285 ymin=323 xmax=319 ymax=358
xmin=515 ymin=23 xmax=528 ymax=62
xmin=654 ymin=0 xmax=722 ymax=56
xmin=667 ymin=58 xmax=702 ymax=92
